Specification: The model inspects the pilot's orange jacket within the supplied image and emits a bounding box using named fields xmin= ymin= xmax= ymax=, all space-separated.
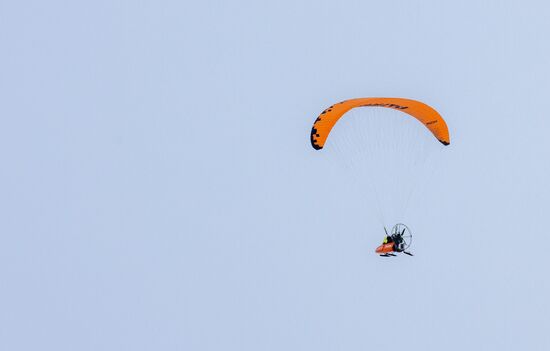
xmin=375 ymin=243 xmax=395 ymax=254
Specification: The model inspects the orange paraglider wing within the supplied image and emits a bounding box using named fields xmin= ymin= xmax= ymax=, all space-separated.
xmin=310 ymin=97 xmax=450 ymax=150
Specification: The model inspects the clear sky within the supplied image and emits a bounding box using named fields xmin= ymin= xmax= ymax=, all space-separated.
xmin=1 ymin=0 xmax=549 ymax=350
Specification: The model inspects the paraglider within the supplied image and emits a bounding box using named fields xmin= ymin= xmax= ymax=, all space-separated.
xmin=376 ymin=224 xmax=413 ymax=257
xmin=310 ymin=97 xmax=450 ymax=257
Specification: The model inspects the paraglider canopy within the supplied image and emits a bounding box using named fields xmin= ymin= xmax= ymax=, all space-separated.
xmin=310 ymin=97 xmax=450 ymax=150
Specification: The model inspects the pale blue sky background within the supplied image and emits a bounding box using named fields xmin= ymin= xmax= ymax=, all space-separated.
xmin=1 ymin=0 xmax=549 ymax=350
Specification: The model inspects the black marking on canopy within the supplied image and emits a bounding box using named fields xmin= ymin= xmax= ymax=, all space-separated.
xmin=311 ymin=127 xmax=322 ymax=150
